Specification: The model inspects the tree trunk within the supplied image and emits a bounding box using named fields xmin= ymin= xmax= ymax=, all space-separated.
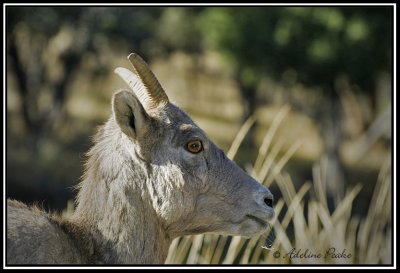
xmin=236 ymin=70 xmax=258 ymax=162
xmin=318 ymin=82 xmax=345 ymax=207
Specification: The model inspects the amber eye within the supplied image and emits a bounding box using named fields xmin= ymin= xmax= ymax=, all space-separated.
xmin=186 ymin=140 xmax=203 ymax=154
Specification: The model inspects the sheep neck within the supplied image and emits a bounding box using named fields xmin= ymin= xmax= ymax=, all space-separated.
xmin=69 ymin=121 xmax=172 ymax=264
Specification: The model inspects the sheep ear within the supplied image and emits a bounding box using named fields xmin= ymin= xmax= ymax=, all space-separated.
xmin=112 ymin=90 xmax=149 ymax=139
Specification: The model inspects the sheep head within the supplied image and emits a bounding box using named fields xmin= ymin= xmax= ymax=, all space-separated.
xmin=113 ymin=53 xmax=274 ymax=238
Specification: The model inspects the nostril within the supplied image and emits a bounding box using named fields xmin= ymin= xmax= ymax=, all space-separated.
xmin=264 ymin=197 xmax=273 ymax=208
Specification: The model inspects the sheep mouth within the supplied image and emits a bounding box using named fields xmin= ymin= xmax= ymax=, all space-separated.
xmin=246 ymin=214 xmax=269 ymax=227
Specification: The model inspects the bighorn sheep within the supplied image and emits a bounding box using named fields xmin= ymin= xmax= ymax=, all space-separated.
xmin=7 ymin=53 xmax=274 ymax=264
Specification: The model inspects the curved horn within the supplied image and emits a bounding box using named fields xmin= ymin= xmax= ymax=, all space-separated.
xmin=127 ymin=53 xmax=169 ymax=108
xmin=114 ymin=53 xmax=169 ymax=112
xmin=114 ymin=67 xmax=156 ymax=112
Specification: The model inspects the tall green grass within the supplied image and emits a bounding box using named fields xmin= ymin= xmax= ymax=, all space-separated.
xmin=165 ymin=107 xmax=392 ymax=264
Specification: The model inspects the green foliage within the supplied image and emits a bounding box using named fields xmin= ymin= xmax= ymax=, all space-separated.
xmin=198 ymin=7 xmax=392 ymax=91
xmin=7 ymin=6 xmax=392 ymax=92
xmin=157 ymin=8 xmax=204 ymax=54
xmin=6 ymin=7 xmax=164 ymax=56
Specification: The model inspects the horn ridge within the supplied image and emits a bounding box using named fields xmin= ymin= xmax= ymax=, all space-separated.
xmin=127 ymin=53 xmax=169 ymax=107
xmin=114 ymin=67 xmax=156 ymax=111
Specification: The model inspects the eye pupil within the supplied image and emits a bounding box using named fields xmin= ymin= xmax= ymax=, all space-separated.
xmin=187 ymin=140 xmax=202 ymax=153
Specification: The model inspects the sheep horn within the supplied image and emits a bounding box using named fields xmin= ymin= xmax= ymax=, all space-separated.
xmin=114 ymin=53 xmax=169 ymax=112
xmin=114 ymin=67 xmax=152 ymax=111
xmin=127 ymin=53 xmax=169 ymax=108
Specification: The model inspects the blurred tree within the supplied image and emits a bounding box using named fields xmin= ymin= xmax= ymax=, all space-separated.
xmin=156 ymin=8 xmax=205 ymax=55
xmin=198 ymin=7 xmax=392 ymax=202
xmin=6 ymin=6 xmax=164 ymax=209
xmin=200 ymin=7 xmax=392 ymax=119
xmin=7 ymin=7 xmax=164 ymax=136
xmin=199 ymin=7 xmax=391 ymax=112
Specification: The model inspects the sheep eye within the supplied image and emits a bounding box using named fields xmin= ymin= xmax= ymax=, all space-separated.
xmin=186 ymin=140 xmax=203 ymax=154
